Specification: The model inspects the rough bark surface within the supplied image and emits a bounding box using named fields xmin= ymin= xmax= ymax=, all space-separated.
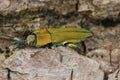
xmin=2 ymin=47 xmax=104 ymax=80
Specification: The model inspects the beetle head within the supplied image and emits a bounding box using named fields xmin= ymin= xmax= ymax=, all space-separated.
xmin=23 ymin=30 xmax=32 ymax=39
xmin=26 ymin=34 xmax=36 ymax=46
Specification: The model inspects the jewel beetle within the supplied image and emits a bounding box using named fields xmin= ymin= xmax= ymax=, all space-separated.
xmin=12 ymin=27 xmax=92 ymax=48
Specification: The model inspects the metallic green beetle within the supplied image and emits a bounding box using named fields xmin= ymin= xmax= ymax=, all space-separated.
xmin=12 ymin=27 xmax=92 ymax=48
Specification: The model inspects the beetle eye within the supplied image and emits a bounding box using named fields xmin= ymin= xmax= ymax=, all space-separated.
xmin=23 ymin=30 xmax=32 ymax=39
xmin=26 ymin=35 xmax=36 ymax=46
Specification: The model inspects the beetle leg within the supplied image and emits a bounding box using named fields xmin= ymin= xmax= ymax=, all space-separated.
xmin=65 ymin=43 xmax=77 ymax=48
xmin=66 ymin=43 xmax=77 ymax=48
xmin=62 ymin=41 xmax=77 ymax=48
xmin=52 ymin=41 xmax=78 ymax=48
xmin=46 ymin=43 xmax=53 ymax=49
xmin=52 ymin=43 xmax=64 ymax=47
